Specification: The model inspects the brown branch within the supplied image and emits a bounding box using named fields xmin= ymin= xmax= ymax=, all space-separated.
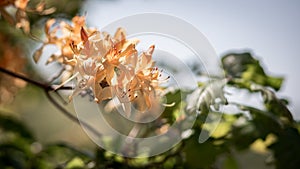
xmin=45 ymin=91 xmax=102 ymax=138
xmin=0 ymin=67 xmax=49 ymax=89
xmin=54 ymin=86 xmax=73 ymax=90
xmin=0 ymin=67 xmax=102 ymax=138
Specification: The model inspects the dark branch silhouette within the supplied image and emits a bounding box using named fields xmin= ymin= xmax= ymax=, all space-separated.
xmin=0 ymin=67 xmax=102 ymax=138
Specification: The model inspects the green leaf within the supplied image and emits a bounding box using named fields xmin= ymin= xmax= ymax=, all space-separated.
xmin=230 ymin=106 xmax=282 ymax=150
xmin=222 ymin=52 xmax=256 ymax=77
xmin=183 ymin=129 xmax=226 ymax=169
xmin=161 ymin=89 xmax=184 ymax=124
xmin=268 ymin=127 xmax=300 ymax=169
xmin=230 ymin=119 xmax=258 ymax=150
xmin=65 ymin=157 xmax=85 ymax=169
xmin=223 ymin=155 xmax=238 ymax=169
xmin=0 ymin=114 xmax=34 ymax=141
xmin=222 ymin=52 xmax=283 ymax=91
xmin=249 ymin=84 xmax=294 ymax=123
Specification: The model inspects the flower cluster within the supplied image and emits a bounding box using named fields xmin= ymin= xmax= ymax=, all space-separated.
xmin=0 ymin=0 xmax=55 ymax=33
xmin=69 ymin=27 xmax=167 ymax=112
xmin=33 ymin=16 xmax=96 ymax=82
xmin=36 ymin=16 xmax=168 ymax=112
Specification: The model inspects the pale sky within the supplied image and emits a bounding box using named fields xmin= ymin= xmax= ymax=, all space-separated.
xmin=83 ymin=0 xmax=300 ymax=119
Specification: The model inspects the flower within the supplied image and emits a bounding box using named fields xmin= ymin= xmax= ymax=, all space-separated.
xmin=14 ymin=0 xmax=28 ymax=10
xmin=36 ymin=16 xmax=168 ymax=113
xmin=34 ymin=16 xmax=96 ymax=83
xmin=74 ymin=27 xmax=168 ymax=113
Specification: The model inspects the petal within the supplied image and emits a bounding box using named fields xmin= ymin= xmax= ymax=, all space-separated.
xmin=132 ymin=90 xmax=148 ymax=112
xmin=33 ymin=46 xmax=44 ymax=63
xmin=45 ymin=18 xmax=56 ymax=34
xmin=80 ymin=27 xmax=89 ymax=43
xmin=114 ymin=27 xmax=126 ymax=41
xmin=137 ymin=45 xmax=155 ymax=72
xmin=100 ymin=86 xmax=113 ymax=100
xmin=15 ymin=0 xmax=29 ymax=10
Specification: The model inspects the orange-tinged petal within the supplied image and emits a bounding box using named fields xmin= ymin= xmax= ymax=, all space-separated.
xmin=72 ymin=16 xmax=86 ymax=29
xmin=33 ymin=46 xmax=44 ymax=63
xmin=119 ymin=43 xmax=136 ymax=58
xmin=137 ymin=45 xmax=155 ymax=71
xmin=80 ymin=27 xmax=89 ymax=43
xmin=35 ymin=1 xmax=45 ymax=12
xmin=114 ymin=27 xmax=126 ymax=41
xmin=15 ymin=0 xmax=29 ymax=10
xmin=45 ymin=18 xmax=56 ymax=34
xmin=99 ymin=86 xmax=113 ymax=101
xmin=132 ymin=90 xmax=148 ymax=112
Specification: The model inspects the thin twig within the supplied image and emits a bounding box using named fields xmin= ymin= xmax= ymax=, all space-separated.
xmin=45 ymin=91 xmax=102 ymax=138
xmin=55 ymin=86 xmax=73 ymax=90
xmin=52 ymin=90 xmax=69 ymax=105
xmin=0 ymin=67 xmax=102 ymax=138
xmin=0 ymin=67 xmax=49 ymax=89
xmin=0 ymin=67 xmax=73 ymax=91
xmin=44 ymin=91 xmax=79 ymax=122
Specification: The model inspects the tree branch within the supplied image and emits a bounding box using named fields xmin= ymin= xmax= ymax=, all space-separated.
xmin=0 ymin=67 xmax=49 ymax=89
xmin=45 ymin=91 xmax=102 ymax=138
xmin=0 ymin=67 xmax=102 ymax=138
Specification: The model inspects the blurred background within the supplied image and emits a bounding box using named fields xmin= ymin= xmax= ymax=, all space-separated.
xmin=1 ymin=0 xmax=299 ymax=168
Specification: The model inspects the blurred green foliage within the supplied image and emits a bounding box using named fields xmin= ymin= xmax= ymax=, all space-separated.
xmin=222 ymin=53 xmax=283 ymax=91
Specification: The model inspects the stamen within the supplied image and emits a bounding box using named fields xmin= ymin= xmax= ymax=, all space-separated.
xmin=54 ymin=72 xmax=79 ymax=90
xmin=163 ymin=102 xmax=176 ymax=107
xmin=158 ymin=75 xmax=170 ymax=82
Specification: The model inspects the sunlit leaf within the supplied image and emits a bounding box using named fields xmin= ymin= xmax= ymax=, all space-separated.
xmin=65 ymin=157 xmax=85 ymax=169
